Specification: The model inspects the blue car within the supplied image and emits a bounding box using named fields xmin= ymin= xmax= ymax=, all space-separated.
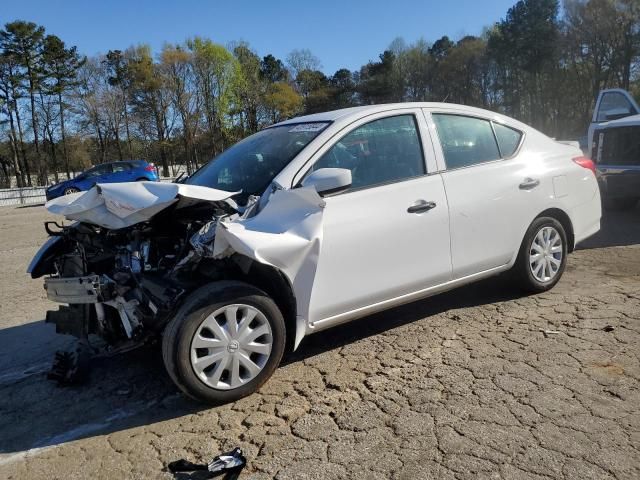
xmin=46 ymin=160 xmax=159 ymax=201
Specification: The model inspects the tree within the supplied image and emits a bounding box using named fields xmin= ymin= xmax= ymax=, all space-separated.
xmin=1 ymin=21 xmax=47 ymax=184
xmin=188 ymin=37 xmax=241 ymax=154
xmin=233 ymin=42 xmax=264 ymax=134
xmin=329 ymin=68 xmax=357 ymax=108
xmin=260 ymin=54 xmax=289 ymax=83
xmin=161 ymin=44 xmax=200 ymax=174
xmin=286 ymin=48 xmax=322 ymax=79
xmin=264 ymin=82 xmax=302 ymax=122
xmin=488 ymin=0 xmax=560 ymax=128
xmin=74 ymin=57 xmax=114 ymax=165
xmin=439 ymin=36 xmax=489 ymax=106
xmin=103 ymin=49 xmax=134 ymax=158
xmin=403 ymin=38 xmax=431 ymax=101
xmin=128 ymin=45 xmax=173 ymax=176
xmin=358 ymin=50 xmax=396 ymax=104
xmin=0 ymin=54 xmax=27 ymax=186
xmin=42 ymin=34 xmax=84 ymax=178
xmin=296 ymin=69 xmax=331 ymax=113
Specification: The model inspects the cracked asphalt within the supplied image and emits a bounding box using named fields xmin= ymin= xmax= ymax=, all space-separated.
xmin=0 ymin=204 xmax=639 ymax=479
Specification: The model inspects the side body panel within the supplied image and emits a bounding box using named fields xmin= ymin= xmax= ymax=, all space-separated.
xmin=308 ymin=174 xmax=451 ymax=323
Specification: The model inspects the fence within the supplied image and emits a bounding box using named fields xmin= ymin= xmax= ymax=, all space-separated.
xmin=0 ymin=186 xmax=47 ymax=206
xmin=0 ymin=177 xmax=180 ymax=208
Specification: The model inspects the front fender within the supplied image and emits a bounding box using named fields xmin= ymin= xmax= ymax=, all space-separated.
xmin=27 ymin=235 xmax=64 ymax=278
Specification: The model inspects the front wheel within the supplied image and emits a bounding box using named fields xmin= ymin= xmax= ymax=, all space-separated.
xmin=514 ymin=217 xmax=568 ymax=293
xmin=162 ymin=281 xmax=286 ymax=404
xmin=63 ymin=187 xmax=80 ymax=195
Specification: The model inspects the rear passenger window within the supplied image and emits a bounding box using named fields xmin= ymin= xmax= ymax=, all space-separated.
xmin=432 ymin=114 xmax=501 ymax=169
xmin=493 ymin=122 xmax=523 ymax=157
xmin=113 ymin=163 xmax=132 ymax=172
xmin=311 ymin=115 xmax=425 ymax=190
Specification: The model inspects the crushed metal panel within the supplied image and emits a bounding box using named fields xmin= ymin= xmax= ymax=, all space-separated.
xmin=214 ymin=187 xmax=325 ymax=337
xmin=45 ymin=182 xmax=239 ymax=229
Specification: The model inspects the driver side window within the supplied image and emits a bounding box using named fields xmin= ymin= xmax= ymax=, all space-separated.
xmin=311 ymin=114 xmax=425 ymax=191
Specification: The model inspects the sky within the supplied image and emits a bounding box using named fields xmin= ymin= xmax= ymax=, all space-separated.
xmin=1 ymin=0 xmax=518 ymax=74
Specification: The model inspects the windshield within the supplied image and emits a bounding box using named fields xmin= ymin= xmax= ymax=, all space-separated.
xmin=186 ymin=122 xmax=329 ymax=203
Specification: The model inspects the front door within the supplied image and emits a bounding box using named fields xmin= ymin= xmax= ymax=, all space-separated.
xmin=302 ymin=112 xmax=452 ymax=325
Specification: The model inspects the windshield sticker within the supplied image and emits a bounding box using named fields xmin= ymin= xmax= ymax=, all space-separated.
xmin=289 ymin=123 xmax=326 ymax=133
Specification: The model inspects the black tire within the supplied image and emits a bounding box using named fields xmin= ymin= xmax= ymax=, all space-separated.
xmin=63 ymin=187 xmax=80 ymax=195
xmin=514 ymin=216 xmax=568 ymax=293
xmin=603 ymin=197 xmax=637 ymax=211
xmin=162 ymin=280 xmax=286 ymax=404
xmin=135 ymin=177 xmax=148 ymax=181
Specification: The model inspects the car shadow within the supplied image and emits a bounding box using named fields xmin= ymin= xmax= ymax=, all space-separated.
xmin=577 ymin=203 xmax=640 ymax=249
xmin=284 ymin=274 xmax=521 ymax=365
xmin=16 ymin=203 xmax=46 ymax=209
xmin=0 ymin=274 xmax=521 ymax=457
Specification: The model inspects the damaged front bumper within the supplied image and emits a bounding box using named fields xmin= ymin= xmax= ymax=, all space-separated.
xmin=44 ymin=275 xmax=106 ymax=304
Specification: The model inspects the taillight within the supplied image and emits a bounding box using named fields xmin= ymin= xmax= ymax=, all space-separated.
xmin=572 ymin=156 xmax=596 ymax=176
xmin=144 ymin=163 xmax=155 ymax=172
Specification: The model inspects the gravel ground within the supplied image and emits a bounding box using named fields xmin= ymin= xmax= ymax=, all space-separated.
xmin=0 ymin=204 xmax=638 ymax=480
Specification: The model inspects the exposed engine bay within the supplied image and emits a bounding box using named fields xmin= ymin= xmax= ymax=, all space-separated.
xmin=29 ymin=181 xmax=325 ymax=385
xmin=31 ymin=187 xmax=257 ymax=382
xmin=43 ymin=205 xmax=228 ymax=339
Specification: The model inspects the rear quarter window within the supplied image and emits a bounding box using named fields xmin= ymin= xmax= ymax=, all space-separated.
xmin=493 ymin=122 xmax=523 ymax=157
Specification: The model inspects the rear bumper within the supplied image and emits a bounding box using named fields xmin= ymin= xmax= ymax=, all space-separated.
xmin=45 ymin=190 xmax=61 ymax=201
xmin=597 ymin=165 xmax=640 ymax=199
xmin=571 ymin=187 xmax=602 ymax=246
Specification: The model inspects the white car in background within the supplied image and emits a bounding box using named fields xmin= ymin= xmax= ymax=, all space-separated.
xmin=31 ymin=103 xmax=602 ymax=403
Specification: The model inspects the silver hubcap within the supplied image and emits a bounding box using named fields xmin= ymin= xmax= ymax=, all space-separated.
xmin=190 ymin=304 xmax=272 ymax=390
xmin=64 ymin=188 xmax=78 ymax=195
xmin=529 ymin=226 xmax=563 ymax=282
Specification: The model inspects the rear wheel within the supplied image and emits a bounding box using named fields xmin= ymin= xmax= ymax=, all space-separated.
xmin=162 ymin=281 xmax=286 ymax=404
xmin=63 ymin=187 xmax=80 ymax=195
xmin=514 ymin=217 xmax=567 ymax=293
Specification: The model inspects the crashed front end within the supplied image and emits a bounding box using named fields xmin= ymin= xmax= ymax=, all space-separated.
xmin=29 ymin=182 xmax=252 ymax=381
xmin=29 ymin=180 xmax=324 ymax=384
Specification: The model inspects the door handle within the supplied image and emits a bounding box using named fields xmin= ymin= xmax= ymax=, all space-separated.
xmin=407 ymin=200 xmax=437 ymax=214
xmin=519 ymin=178 xmax=540 ymax=190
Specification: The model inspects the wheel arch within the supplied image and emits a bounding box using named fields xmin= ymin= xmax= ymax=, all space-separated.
xmin=223 ymin=255 xmax=302 ymax=352
xmin=510 ymin=207 xmax=576 ymax=268
xmin=535 ymin=208 xmax=575 ymax=253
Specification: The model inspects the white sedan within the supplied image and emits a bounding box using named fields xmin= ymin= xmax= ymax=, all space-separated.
xmin=34 ymin=103 xmax=601 ymax=403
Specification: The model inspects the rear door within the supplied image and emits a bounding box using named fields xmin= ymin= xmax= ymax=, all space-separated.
xmin=425 ymin=109 xmax=545 ymax=279
xmin=110 ymin=162 xmax=135 ymax=182
xmin=78 ymin=164 xmax=112 ymax=188
xmin=297 ymin=109 xmax=452 ymax=325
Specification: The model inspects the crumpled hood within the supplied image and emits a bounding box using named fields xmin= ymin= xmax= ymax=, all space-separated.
xmin=45 ymin=181 xmax=239 ymax=229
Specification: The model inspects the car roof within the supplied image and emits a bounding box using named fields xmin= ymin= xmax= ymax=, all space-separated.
xmin=273 ymin=102 xmax=536 ymax=133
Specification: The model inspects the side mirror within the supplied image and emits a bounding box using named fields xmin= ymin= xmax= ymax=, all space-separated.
xmin=301 ymin=168 xmax=352 ymax=196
